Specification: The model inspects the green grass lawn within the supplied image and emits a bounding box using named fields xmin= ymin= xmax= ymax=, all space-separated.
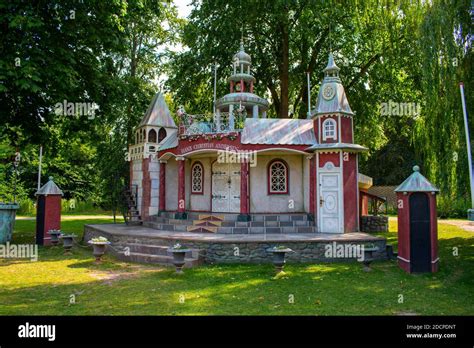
xmin=0 ymin=216 xmax=473 ymax=315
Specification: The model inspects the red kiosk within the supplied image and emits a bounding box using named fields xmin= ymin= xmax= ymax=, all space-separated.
xmin=36 ymin=177 xmax=63 ymax=246
xmin=395 ymin=165 xmax=439 ymax=273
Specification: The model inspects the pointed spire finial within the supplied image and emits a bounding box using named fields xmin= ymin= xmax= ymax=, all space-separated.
xmin=324 ymin=52 xmax=341 ymax=75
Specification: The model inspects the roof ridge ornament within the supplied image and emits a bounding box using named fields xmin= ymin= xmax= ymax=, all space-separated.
xmin=323 ymin=52 xmax=340 ymax=76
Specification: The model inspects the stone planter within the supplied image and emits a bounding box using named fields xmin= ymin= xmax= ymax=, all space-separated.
xmin=361 ymin=246 xmax=378 ymax=271
xmin=60 ymin=234 xmax=75 ymax=254
xmin=267 ymin=247 xmax=293 ymax=273
xmin=88 ymin=241 xmax=111 ymax=263
xmin=168 ymin=248 xmax=191 ymax=274
xmin=47 ymin=230 xmax=62 ymax=246
xmin=0 ymin=203 xmax=19 ymax=244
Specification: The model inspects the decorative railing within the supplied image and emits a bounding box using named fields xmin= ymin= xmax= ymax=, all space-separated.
xmin=128 ymin=142 xmax=159 ymax=160
xmin=179 ymin=111 xmax=247 ymax=135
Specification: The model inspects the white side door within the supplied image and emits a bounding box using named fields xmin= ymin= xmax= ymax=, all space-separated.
xmin=319 ymin=172 xmax=343 ymax=233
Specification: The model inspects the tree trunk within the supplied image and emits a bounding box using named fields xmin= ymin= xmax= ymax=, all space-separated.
xmin=279 ymin=22 xmax=290 ymax=119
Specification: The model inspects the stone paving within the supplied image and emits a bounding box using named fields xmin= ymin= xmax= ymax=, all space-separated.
xmin=85 ymin=223 xmax=385 ymax=243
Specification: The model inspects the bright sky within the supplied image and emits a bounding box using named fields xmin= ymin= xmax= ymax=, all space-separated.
xmin=156 ymin=1 xmax=194 ymax=89
xmin=174 ymin=0 xmax=193 ymax=19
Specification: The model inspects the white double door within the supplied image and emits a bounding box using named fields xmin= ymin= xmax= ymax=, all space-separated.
xmin=318 ymin=170 xmax=343 ymax=233
xmin=212 ymin=162 xmax=241 ymax=213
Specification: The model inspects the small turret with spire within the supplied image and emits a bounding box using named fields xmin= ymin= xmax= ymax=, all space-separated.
xmin=311 ymin=52 xmax=354 ymax=144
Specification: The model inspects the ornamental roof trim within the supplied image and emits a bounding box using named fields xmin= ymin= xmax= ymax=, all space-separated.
xmin=306 ymin=142 xmax=368 ymax=152
xmin=216 ymin=92 xmax=269 ymax=109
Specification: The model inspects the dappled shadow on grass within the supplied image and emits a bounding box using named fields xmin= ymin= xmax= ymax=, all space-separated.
xmin=1 ymin=223 xmax=473 ymax=315
xmin=0 ymin=255 xmax=473 ymax=315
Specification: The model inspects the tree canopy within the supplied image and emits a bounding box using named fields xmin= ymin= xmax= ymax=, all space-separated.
xmin=0 ymin=0 xmax=472 ymax=217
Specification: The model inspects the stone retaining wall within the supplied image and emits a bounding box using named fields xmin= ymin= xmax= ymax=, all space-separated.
xmin=360 ymin=215 xmax=389 ymax=232
xmin=85 ymin=225 xmax=387 ymax=264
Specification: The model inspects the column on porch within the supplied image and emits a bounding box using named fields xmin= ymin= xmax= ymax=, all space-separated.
xmin=215 ymin=109 xmax=221 ymax=132
xmin=252 ymin=104 xmax=258 ymax=118
xmin=159 ymin=160 xmax=166 ymax=213
xmin=229 ymin=104 xmax=234 ymax=131
xmin=175 ymin=156 xmax=187 ymax=219
xmin=309 ymin=155 xmax=316 ymax=220
xmin=238 ymin=159 xmax=250 ymax=221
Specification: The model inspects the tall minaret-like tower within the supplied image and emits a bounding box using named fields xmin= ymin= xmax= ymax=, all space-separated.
xmin=308 ymin=53 xmax=367 ymax=233
xmin=215 ymin=40 xmax=269 ymax=131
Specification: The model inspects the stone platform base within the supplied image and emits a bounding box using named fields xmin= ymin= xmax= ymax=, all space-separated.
xmin=84 ymin=224 xmax=387 ymax=265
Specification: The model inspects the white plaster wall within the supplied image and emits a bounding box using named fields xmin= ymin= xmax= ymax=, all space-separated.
xmin=303 ymin=156 xmax=309 ymax=213
xmin=148 ymin=158 xmax=160 ymax=216
xmin=189 ymin=158 xmax=212 ymax=211
xmin=131 ymin=159 xmax=143 ymax=214
xmin=185 ymin=160 xmax=191 ymax=210
xmin=165 ymin=159 xmax=178 ymax=211
xmin=249 ymin=155 xmax=305 ymax=213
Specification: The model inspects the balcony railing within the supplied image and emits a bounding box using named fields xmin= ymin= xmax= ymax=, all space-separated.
xmin=178 ymin=111 xmax=247 ymax=135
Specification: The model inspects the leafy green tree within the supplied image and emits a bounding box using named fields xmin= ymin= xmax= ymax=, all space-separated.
xmin=414 ymin=0 xmax=473 ymax=209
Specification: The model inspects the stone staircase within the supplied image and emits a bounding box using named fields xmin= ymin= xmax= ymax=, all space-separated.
xmin=113 ymin=240 xmax=204 ymax=267
xmin=122 ymin=187 xmax=142 ymax=225
xmin=143 ymin=212 xmax=317 ymax=234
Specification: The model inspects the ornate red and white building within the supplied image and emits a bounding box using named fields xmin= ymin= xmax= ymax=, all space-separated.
xmin=128 ymin=44 xmax=369 ymax=233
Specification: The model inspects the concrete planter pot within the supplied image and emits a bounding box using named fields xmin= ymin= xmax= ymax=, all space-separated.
xmin=0 ymin=203 xmax=19 ymax=244
xmin=361 ymin=247 xmax=378 ymax=271
xmin=47 ymin=230 xmax=62 ymax=246
xmin=88 ymin=241 xmax=111 ymax=263
xmin=268 ymin=247 xmax=293 ymax=273
xmin=60 ymin=234 xmax=75 ymax=254
xmin=168 ymin=249 xmax=191 ymax=274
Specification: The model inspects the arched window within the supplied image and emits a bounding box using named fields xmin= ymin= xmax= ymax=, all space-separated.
xmin=322 ymin=118 xmax=337 ymax=141
xmin=158 ymin=127 xmax=167 ymax=143
xmin=191 ymin=162 xmax=204 ymax=194
xmin=268 ymin=160 xmax=288 ymax=194
xmin=148 ymin=129 xmax=157 ymax=143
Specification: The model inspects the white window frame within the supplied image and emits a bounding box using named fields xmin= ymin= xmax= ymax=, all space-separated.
xmin=322 ymin=118 xmax=337 ymax=141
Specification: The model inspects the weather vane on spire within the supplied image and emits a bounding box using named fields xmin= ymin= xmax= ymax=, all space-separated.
xmin=329 ymin=22 xmax=332 ymax=53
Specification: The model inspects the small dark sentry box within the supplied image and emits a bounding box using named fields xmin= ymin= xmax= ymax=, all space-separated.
xmin=394 ymin=166 xmax=440 ymax=273
xmin=35 ymin=177 xmax=63 ymax=246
